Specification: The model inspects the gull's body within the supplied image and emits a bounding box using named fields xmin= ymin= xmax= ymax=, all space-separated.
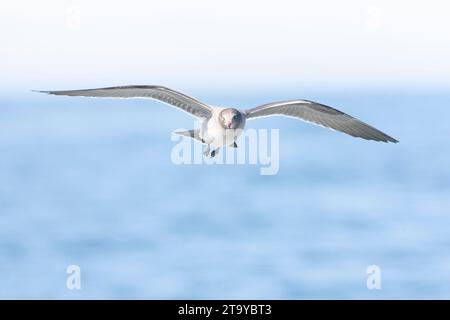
xmin=201 ymin=107 xmax=246 ymax=148
xmin=37 ymin=85 xmax=398 ymax=157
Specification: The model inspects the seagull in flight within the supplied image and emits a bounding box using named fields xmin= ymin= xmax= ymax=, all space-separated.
xmin=37 ymin=85 xmax=398 ymax=157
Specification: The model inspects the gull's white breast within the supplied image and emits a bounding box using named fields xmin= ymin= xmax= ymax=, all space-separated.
xmin=200 ymin=107 xmax=245 ymax=147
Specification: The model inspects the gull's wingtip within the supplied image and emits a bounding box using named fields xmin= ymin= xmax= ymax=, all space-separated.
xmin=32 ymin=90 xmax=51 ymax=94
xmin=387 ymin=136 xmax=399 ymax=143
xmin=366 ymin=135 xmax=399 ymax=144
xmin=381 ymin=138 xmax=399 ymax=144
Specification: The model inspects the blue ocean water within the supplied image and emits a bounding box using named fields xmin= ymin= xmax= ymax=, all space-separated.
xmin=0 ymin=91 xmax=449 ymax=299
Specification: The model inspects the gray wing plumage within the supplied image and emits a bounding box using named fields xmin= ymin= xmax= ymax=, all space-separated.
xmin=244 ymin=100 xmax=398 ymax=143
xmin=37 ymin=85 xmax=212 ymax=118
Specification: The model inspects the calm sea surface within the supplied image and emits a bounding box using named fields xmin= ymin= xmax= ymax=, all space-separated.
xmin=0 ymin=91 xmax=449 ymax=299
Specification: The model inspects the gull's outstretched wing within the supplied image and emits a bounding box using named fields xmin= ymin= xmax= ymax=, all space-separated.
xmin=244 ymin=100 xmax=398 ymax=143
xmin=37 ymin=85 xmax=212 ymax=119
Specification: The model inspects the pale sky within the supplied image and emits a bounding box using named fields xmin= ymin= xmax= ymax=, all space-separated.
xmin=2 ymin=0 xmax=450 ymax=93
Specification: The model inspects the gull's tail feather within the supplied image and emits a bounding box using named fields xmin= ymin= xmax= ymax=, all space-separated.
xmin=174 ymin=129 xmax=203 ymax=143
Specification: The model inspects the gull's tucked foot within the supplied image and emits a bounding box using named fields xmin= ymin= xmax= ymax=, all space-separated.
xmin=203 ymin=145 xmax=211 ymax=157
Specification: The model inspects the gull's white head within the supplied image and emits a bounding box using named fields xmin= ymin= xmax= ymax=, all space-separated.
xmin=219 ymin=108 xmax=244 ymax=129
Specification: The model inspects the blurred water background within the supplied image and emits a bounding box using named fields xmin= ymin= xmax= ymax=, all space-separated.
xmin=0 ymin=90 xmax=449 ymax=299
